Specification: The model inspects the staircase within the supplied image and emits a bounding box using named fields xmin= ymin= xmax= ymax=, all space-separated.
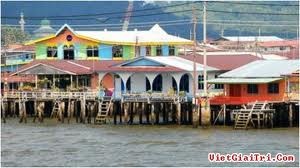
xmin=95 ymin=96 xmax=112 ymax=124
xmin=234 ymin=101 xmax=267 ymax=129
xmin=51 ymin=98 xmax=62 ymax=118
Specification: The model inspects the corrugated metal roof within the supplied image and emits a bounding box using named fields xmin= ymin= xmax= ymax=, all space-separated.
xmin=180 ymin=53 xmax=260 ymax=71
xmin=220 ymin=60 xmax=299 ymax=78
xmin=207 ymin=78 xmax=282 ymax=84
xmin=220 ymin=36 xmax=283 ymax=42
xmin=146 ymin=56 xmax=219 ymax=71
xmin=76 ymin=24 xmax=192 ymax=44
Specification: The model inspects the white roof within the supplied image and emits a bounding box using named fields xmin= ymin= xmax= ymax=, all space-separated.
xmin=208 ymin=78 xmax=282 ymax=84
xmin=220 ymin=60 xmax=299 ymax=78
xmin=75 ymin=24 xmax=192 ymax=44
xmin=220 ymin=36 xmax=283 ymax=42
xmin=147 ymin=56 xmax=219 ymax=72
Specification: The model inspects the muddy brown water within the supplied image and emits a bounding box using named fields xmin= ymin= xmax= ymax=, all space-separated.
xmin=1 ymin=118 xmax=299 ymax=167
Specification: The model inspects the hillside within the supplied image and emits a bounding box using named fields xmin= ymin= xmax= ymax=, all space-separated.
xmin=1 ymin=1 xmax=299 ymax=40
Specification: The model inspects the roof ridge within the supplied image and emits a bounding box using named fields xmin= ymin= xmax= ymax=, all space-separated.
xmin=66 ymin=61 xmax=91 ymax=70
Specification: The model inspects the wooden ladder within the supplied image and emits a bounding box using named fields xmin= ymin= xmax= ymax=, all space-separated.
xmin=234 ymin=101 xmax=267 ymax=129
xmin=50 ymin=98 xmax=61 ymax=118
xmin=95 ymin=96 xmax=112 ymax=124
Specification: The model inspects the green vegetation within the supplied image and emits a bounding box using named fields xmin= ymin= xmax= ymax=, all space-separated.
xmin=158 ymin=1 xmax=299 ymax=36
xmin=1 ymin=25 xmax=31 ymax=46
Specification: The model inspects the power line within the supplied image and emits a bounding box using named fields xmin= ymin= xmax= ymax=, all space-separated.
xmin=2 ymin=1 xmax=199 ymax=19
xmin=2 ymin=8 xmax=201 ymax=21
xmin=207 ymin=9 xmax=298 ymax=16
xmin=209 ymin=1 xmax=299 ymax=7
xmin=4 ymin=18 xmax=298 ymax=28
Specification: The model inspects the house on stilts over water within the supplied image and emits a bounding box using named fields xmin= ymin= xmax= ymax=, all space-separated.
xmin=208 ymin=60 xmax=299 ymax=128
xmin=3 ymin=24 xmax=224 ymax=125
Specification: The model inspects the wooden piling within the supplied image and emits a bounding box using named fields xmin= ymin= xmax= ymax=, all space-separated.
xmin=289 ymin=103 xmax=293 ymax=127
xmin=151 ymin=103 xmax=155 ymax=125
xmin=124 ymin=103 xmax=129 ymax=124
xmin=139 ymin=103 xmax=143 ymax=124
xmin=177 ymin=103 xmax=181 ymax=125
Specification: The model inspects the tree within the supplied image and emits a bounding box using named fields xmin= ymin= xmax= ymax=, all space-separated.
xmin=1 ymin=25 xmax=31 ymax=47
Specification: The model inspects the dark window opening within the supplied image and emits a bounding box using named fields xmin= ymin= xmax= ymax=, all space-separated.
xmin=146 ymin=46 xmax=151 ymax=56
xmin=169 ymin=45 xmax=175 ymax=55
xmin=172 ymin=77 xmax=178 ymax=92
xmin=146 ymin=78 xmax=151 ymax=91
xmin=214 ymin=74 xmax=224 ymax=89
xmin=247 ymin=84 xmax=258 ymax=94
xmin=47 ymin=46 xmax=57 ymax=57
xmin=268 ymin=83 xmax=279 ymax=94
xmin=156 ymin=45 xmax=162 ymax=56
xmin=198 ymin=75 xmax=204 ymax=90
xmin=87 ymin=46 xmax=98 ymax=57
xmin=113 ymin=45 xmax=123 ymax=58
xmin=126 ymin=77 xmax=131 ymax=91
xmin=63 ymin=45 xmax=74 ymax=60
xmin=152 ymin=74 xmax=162 ymax=91
xmin=180 ymin=74 xmax=189 ymax=92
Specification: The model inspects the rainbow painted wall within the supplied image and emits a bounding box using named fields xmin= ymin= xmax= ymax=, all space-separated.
xmin=32 ymin=28 xmax=180 ymax=61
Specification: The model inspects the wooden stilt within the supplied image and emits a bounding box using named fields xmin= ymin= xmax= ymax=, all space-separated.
xmin=192 ymin=102 xmax=199 ymax=128
xmin=124 ymin=103 xmax=129 ymax=124
xmin=224 ymin=104 xmax=226 ymax=126
xmin=113 ymin=102 xmax=117 ymax=125
xmin=177 ymin=103 xmax=181 ymax=125
xmin=139 ymin=103 xmax=143 ymax=124
xmin=119 ymin=102 xmax=123 ymax=124
xmin=155 ymin=103 xmax=159 ymax=124
xmin=129 ymin=103 xmax=134 ymax=124
xmin=146 ymin=104 xmax=150 ymax=124
xmin=162 ymin=103 xmax=166 ymax=123
xmin=151 ymin=103 xmax=155 ymax=125
xmin=289 ymin=103 xmax=293 ymax=127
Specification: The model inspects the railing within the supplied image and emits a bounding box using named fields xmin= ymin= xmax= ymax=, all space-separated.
xmin=121 ymin=92 xmax=186 ymax=103
xmin=3 ymin=91 xmax=99 ymax=100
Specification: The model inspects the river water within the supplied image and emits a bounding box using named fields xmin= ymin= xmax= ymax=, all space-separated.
xmin=1 ymin=119 xmax=299 ymax=167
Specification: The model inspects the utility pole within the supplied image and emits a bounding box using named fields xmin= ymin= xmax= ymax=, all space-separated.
xmin=192 ymin=4 xmax=199 ymax=128
xmin=201 ymin=0 xmax=211 ymax=127
xmin=19 ymin=12 xmax=25 ymax=33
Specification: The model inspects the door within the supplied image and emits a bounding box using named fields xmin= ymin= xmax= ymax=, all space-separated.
xmin=229 ymin=84 xmax=241 ymax=97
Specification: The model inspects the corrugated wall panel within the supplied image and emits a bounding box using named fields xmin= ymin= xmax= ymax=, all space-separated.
xmin=35 ymin=44 xmax=47 ymax=59
xmin=151 ymin=46 xmax=156 ymax=56
xmin=140 ymin=46 xmax=146 ymax=57
xmin=100 ymin=44 xmax=112 ymax=60
xmin=123 ymin=45 xmax=134 ymax=60
xmin=162 ymin=45 xmax=169 ymax=56
xmin=57 ymin=43 xmax=64 ymax=59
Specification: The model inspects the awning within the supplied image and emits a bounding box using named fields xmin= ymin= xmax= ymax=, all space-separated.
xmin=207 ymin=78 xmax=282 ymax=84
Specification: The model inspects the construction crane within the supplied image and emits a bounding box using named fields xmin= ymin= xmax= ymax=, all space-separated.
xmin=122 ymin=1 xmax=133 ymax=31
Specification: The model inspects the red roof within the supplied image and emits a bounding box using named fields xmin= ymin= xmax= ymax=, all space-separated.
xmin=258 ymin=40 xmax=299 ymax=48
xmin=1 ymin=73 xmax=35 ymax=83
xmin=12 ymin=59 xmax=183 ymax=76
xmin=180 ymin=53 xmax=261 ymax=71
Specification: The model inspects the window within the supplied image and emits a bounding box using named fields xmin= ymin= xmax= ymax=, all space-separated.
xmin=63 ymin=45 xmax=74 ymax=60
xmin=112 ymin=45 xmax=123 ymax=58
xmin=146 ymin=46 xmax=151 ymax=56
xmin=47 ymin=46 xmax=57 ymax=57
xmin=268 ymin=83 xmax=279 ymax=94
xmin=198 ymin=75 xmax=204 ymax=90
xmin=169 ymin=45 xmax=175 ymax=55
xmin=214 ymin=74 xmax=224 ymax=89
xmin=279 ymin=46 xmax=285 ymax=51
xmin=247 ymin=84 xmax=258 ymax=94
xmin=156 ymin=45 xmax=162 ymax=56
xmin=152 ymin=74 xmax=162 ymax=91
xmin=87 ymin=46 xmax=98 ymax=57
